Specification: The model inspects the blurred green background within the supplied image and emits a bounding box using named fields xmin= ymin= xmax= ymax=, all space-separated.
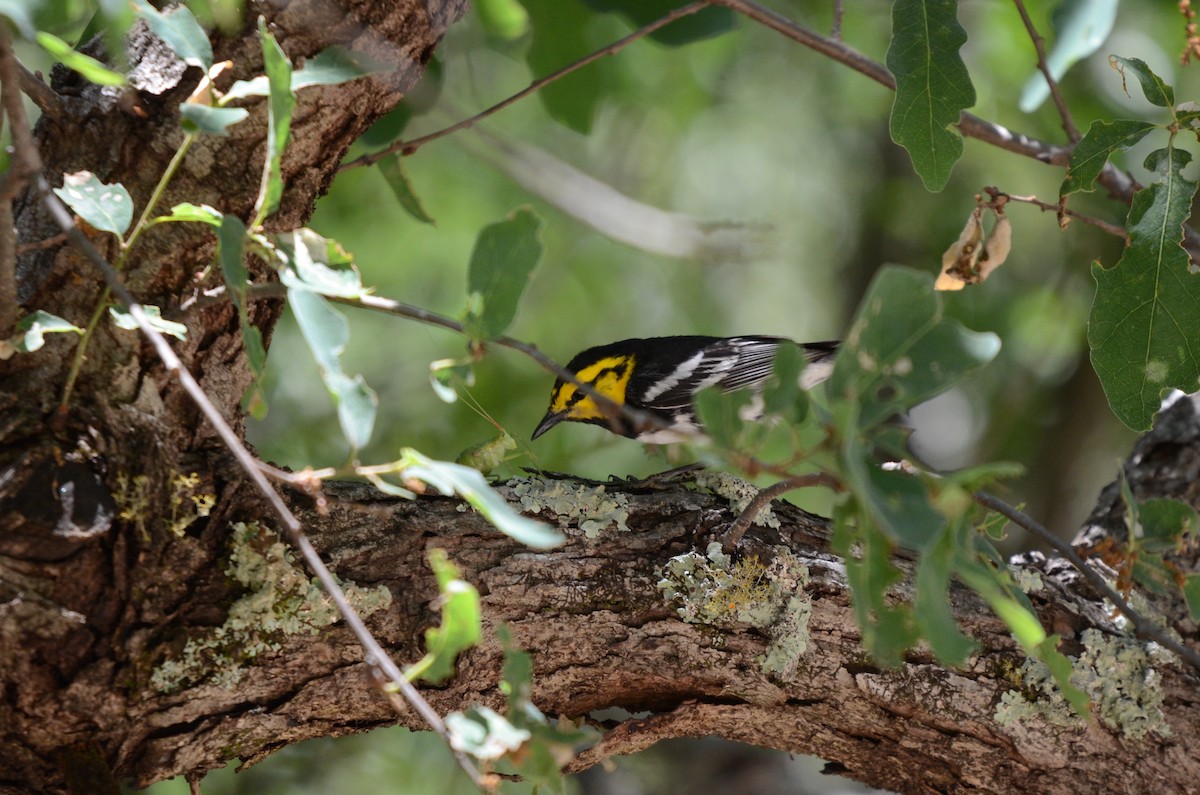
xmin=63 ymin=0 xmax=1187 ymax=791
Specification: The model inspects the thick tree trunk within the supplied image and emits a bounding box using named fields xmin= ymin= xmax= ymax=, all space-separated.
xmin=2 ymin=3 xmax=1199 ymax=794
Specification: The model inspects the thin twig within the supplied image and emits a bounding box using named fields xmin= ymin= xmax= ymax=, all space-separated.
xmin=985 ymin=187 xmax=1126 ymax=239
xmin=831 ymin=0 xmax=844 ymax=40
xmin=36 ymin=180 xmax=485 ymax=787
xmin=15 ymin=231 xmax=68 ymax=254
xmin=975 ymin=491 xmax=1200 ymax=672
xmin=723 ymin=472 xmax=841 ymax=550
xmin=340 ymin=1 xmax=710 ymax=170
xmin=1011 ymin=0 xmax=1081 ymax=142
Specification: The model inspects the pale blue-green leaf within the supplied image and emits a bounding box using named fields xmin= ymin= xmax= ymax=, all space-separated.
xmin=913 ymin=520 xmax=976 ymax=665
xmin=54 ymin=171 xmax=132 ymax=237
xmin=886 ymin=0 xmax=976 ymax=191
xmin=109 ymin=305 xmax=188 ymax=340
xmin=223 ymin=47 xmax=389 ymax=102
xmin=134 ymin=0 xmax=212 ymax=69
xmin=0 ymin=0 xmax=35 ymax=38
xmin=1018 ymin=0 xmax=1118 ymax=112
xmin=446 ymin=706 xmax=530 ymax=760
xmin=1090 ymin=146 xmax=1200 ymax=430
xmin=253 ymin=18 xmax=294 ymax=226
xmin=288 ymin=289 xmax=377 ymax=451
xmin=399 ymin=448 xmax=564 ymax=549
xmin=12 ymin=310 xmax=83 ymax=353
xmin=430 ymin=357 xmax=474 ymax=403
xmin=274 ymin=229 xmax=366 ymax=297
xmin=36 ymin=32 xmax=127 ymax=86
xmin=179 ymin=103 xmax=249 ymax=136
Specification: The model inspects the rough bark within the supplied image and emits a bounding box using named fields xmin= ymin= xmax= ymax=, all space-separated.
xmin=2 ymin=3 xmax=1200 ymax=794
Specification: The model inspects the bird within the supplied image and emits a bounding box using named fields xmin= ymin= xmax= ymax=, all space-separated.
xmin=532 ymin=336 xmax=840 ymax=444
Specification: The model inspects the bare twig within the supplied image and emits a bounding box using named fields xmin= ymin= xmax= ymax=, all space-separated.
xmin=15 ymin=231 xmax=68 ymax=254
xmin=1011 ymin=0 xmax=1081 ymax=142
xmin=0 ymin=28 xmax=44 ymax=334
xmin=984 ymin=187 xmax=1126 ymax=239
xmin=340 ymin=0 xmax=710 ymax=170
xmin=723 ymin=472 xmax=841 ymax=550
xmin=36 ymin=181 xmax=485 ymax=786
xmin=974 ymin=491 xmax=1200 ymax=672
xmin=831 ymin=0 xmax=844 ymax=40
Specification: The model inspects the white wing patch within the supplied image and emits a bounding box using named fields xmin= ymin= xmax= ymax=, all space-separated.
xmin=641 ymin=350 xmax=706 ymax=402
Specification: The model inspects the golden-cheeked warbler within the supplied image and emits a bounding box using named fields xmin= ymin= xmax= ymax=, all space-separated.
xmin=532 ymin=336 xmax=840 ymax=443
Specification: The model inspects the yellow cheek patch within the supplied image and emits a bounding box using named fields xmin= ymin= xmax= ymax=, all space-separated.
xmin=550 ymin=355 xmax=635 ymax=421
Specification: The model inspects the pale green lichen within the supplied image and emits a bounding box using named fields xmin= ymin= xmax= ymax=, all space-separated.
xmin=151 ymin=522 xmax=392 ymax=693
xmin=1008 ymin=565 xmax=1043 ymax=594
xmin=167 ymin=472 xmax=216 ymax=536
xmin=508 ymin=476 xmax=630 ymax=538
xmin=693 ymin=471 xmax=780 ymax=529
xmin=994 ymin=628 xmax=1170 ymax=739
xmin=657 ymin=542 xmax=810 ymax=679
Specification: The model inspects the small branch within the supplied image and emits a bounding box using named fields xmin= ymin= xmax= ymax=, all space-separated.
xmin=15 ymin=231 xmax=68 ymax=254
xmin=974 ymin=491 xmax=1200 ymax=672
xmin=723 ymin=472 xmax=841 ymax=550
xmin=831 ymin=0 xmax=844 ymax=40
xmin=985 ymin=187 xmax=1126 ymax=239
xmin=1011 ymin=0 xmax=1081 ymax=142
xmin=340 ymin=0 xmax=711 ymax=170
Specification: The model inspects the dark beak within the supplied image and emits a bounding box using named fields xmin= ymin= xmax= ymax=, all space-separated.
xmin=531 ymin=411 xmax=565 ymax=440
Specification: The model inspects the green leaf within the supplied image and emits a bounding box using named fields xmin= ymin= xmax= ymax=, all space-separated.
xmin=1136 ymin=498 xmax=1199 ymax=551
xmin=829 ymin=265 xmax=1001 ymax=429
xmin=913 ymin=519 xmax=976 ymax=665
xmin=886 ymin=0 xmax=976 ymax=191
xmin=832 ymin=500 xmax=918 ymax=667
xmin=476 ymin=0 xmax=530 ymax=40
xmin=1060 ymin=119 xmax=1157 ymax=199
xmin=429 ymin=357 xmax=475 ymax=403
xmin=520 ymin=0 xmax=609 ymax=133
xmin=693 ymin=386 xmax=752 ymax=448
xmin=218 ymin=215 xmax=268 ymax=417
xmin=10 ymin=310 xmax=83 ymax=353
xmin=405 ymin=549 xmax=483 ymax=684
xmin=760 ymin=343 xmax=808 ymax=421
xmin=378 ymin=154 xmax=435 ymax=225
xmin=274 ymin=229 xmax=366 ymax=297
xmin=109 ymin=305 xmax=188 ymax=340
xmin=1110 ymin=55 xmax=1174 ymax=108
xmin=287 ymin=289 xmax=378 ymax=451
xmin=581 ymin=0 xmax=736 ymax=46
xmin=463 ymin=208 xmax=543 ymax=340
xmin=224 ymin=47 xmax=391 ymax=100
xmin=456 ymin=432 xmax=516 ymax=475
xmin=154 ymin=202 xmax=224 ymax=226
xmin=36 ymin=32 xmax=127 ymax=86
xmin=253 ymin=18 xmax=295 ymax=226
xmin=399 ymin=448 xmax=564 ymax=549
xmin=179 ymin=103 xmax=249 ymax=136
xmin=445 ymin=706 xmax=530 ymax=760
xmin=842 ymin=433 xmax=945 ymax=549
xmin=134 ymin=0 xmax=212 ymax=69
xmin=53 ymin=171 xmax=132 ymax=237
xmin=1090 ymin=146 xmax=1200 ymax=430
xmin=1183 ymin=574 xmax=1200 ymax=622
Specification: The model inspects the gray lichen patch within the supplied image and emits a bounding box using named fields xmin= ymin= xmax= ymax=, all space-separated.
xmin=509 ymin=476 xmax=630 ymax=538
xmin=693 ymin=471 xmax=780 ymax=529
xmin=994 ymin=628 xmax=1170 ymax=740
xmin=150 ymin=522 xmax=392 ymax=693
xmin=657 ymin=542 xmax=811 ymax=679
